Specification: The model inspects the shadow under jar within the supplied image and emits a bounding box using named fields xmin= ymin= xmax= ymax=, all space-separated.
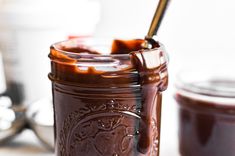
xmin=49 ymin=38 xmax=168 ymax=156
xmin=175 ymin=71 xmax=235 ymax=156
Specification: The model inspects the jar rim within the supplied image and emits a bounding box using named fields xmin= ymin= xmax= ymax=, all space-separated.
xmin=175 ymin=70 xmax=235 ymax=107
xmin=49 ymin=38 xmax=168 ymax=70
xmin=51 ymin=38 xmax=166 ymax=57
xmin=49 ymin=37 xmax=169 ymax=88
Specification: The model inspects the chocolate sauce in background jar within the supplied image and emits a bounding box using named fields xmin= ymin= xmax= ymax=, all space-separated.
xmin=175 ymin=71 xmax=235 ymax=156
xmin=49 ymin=38 xmax=168 ymax=156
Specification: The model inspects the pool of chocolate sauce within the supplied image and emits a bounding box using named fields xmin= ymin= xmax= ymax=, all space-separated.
xmin=49 ymin=38 xmax=168 ymax=156
xmin=175 ymin=78 xmax=235 ymax=156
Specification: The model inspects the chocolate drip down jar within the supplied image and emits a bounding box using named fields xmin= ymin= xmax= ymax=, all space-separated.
xmin=49 ymin=38 xmax=168 ymax=156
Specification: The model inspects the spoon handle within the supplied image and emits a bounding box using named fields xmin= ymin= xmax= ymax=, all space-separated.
xmin=146 ymin=0 xmax=171 ymax=39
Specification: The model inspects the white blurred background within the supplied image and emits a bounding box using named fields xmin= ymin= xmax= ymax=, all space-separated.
xmin=0 ymin=0 xmax=235 ymax=155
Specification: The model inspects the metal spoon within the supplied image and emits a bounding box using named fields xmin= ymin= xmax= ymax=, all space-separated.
xmin=142 ymin=0 xmax=171 ymax=48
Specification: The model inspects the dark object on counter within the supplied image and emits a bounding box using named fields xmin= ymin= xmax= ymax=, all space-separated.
xmin=3 ymin=82 xmax=24 ymax=105
xmin=175 ymin=71 xmax=235 ymax=156
xmin=49 ymin=38 xmax=168 ymax=156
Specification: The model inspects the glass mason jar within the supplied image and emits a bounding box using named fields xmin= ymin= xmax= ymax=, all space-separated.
xmin=175 ymin=71 xmax=235 ymax=156
xmin=49 ymin=38 xmax=168 ymax=156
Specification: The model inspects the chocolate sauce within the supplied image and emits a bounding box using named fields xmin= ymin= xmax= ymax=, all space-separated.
xmin=175 ymin=81 xmax=235 ymax=156
xmin=49 ymin=38 xmax=168 ymax=156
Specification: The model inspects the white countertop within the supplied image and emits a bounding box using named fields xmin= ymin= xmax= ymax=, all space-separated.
xmin=0 ymin=130 xmax=53 ymax=156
